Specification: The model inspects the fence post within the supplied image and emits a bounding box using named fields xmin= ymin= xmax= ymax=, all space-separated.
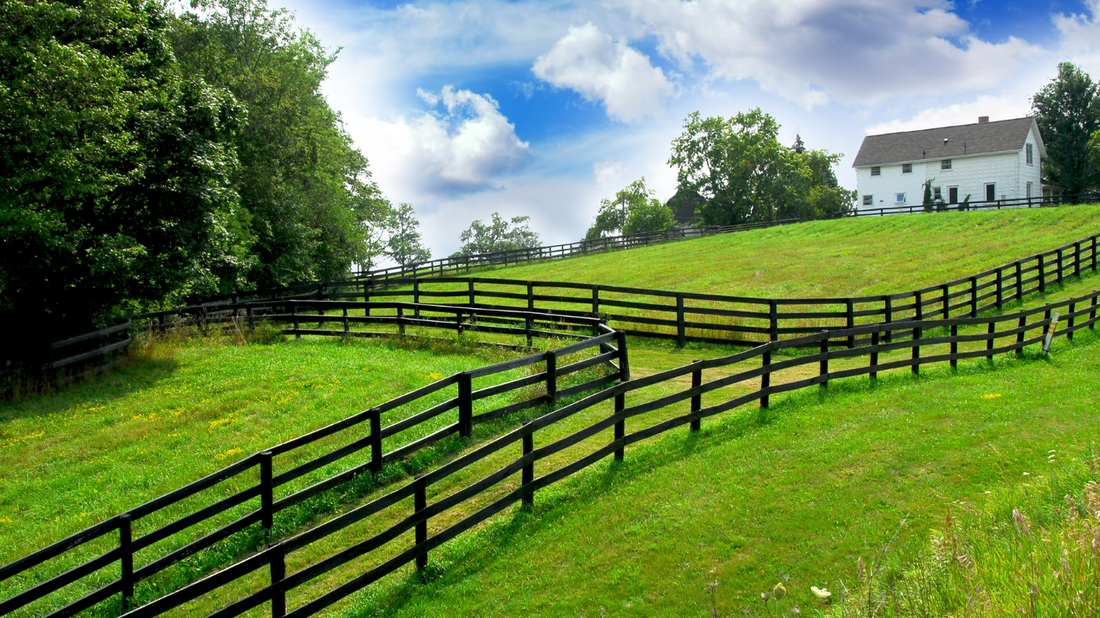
xmin=760 ymin=345 xmax=771 ymax=409
xmin=522 ymin=421 xmax=534 ymax=508
xmin=592 ymin=286 xmax=599 ymax=318
xmin=458 ymin=373 xmax=473 ymax=438
xmin=690 ymin=360 xmax=702 ymax=432
xmin=413 ymin=280 xmax=421 ymax=319
xmin=950 ymin=324 xmax=959 ymax=370
xmin=941 ymin=284 xmax=950 ymax=319
xmin=1091 ymin=295 xmax=1098 ymax=330
xmin=986 ymin=322 xmax=995 ymax=361
xmin=343 ymin=307 xmax=349 ymax=334
xmin=260 ymin=451 xmax=274 ymax=533
xmin=545 ymin=351 xmax=558 ymax=403
xmin=1075 ymin=242 xmax=1081 ymax=278
xmin=1057 ymin=248 xmax=1064 ymax=284
xmin=883 ymin=296 xmax=893 ymax=343
xmin=616 ymin=330 xmax=630 ymax=382
xmin=527 ymin=282 xmax=534 ymax=311
xmin=1093 ymin=236 xmax=1098 ymax=272
xmin=678 ymin=294 xmax=687 ymax=348
xmin=397 ymin=306 xmax=406 ymax=336
xmin=845 ymin=299 xmax=855 ymax=348
xmin=468 ymin=280 xmax=476 ymax=307
xmin=870 ymin=330 xmax=879 ymax=381
xmin=819 ymin=336 xmax=829 ymax=388
xmin=292 ymin=303 xmax=300 ymax=339
xmin=769 ymin=300 xmax=779 ymax=343
xmin=120 ymin=514 xmax=134 ymax=611
xmin=969 ymin=277 xmax=978 ymax=317
xmin=614 ymin=393 xmax=625 ymax=461
xmin=270 ymin=542 xmax=286 ymax=618
xmin=1015 ymin=261 xmax=1023 ymax=302
xmin=414 ymin=475 xmax=427 ymax=573
xmin=1067 ymin=302 xmax=1076 ymax=341
xmin=995 ymin=268 xmax=1003 ymax=310
xmin=911 ymin=326 xmax=921 ymax=375
xmin=1039 ymin=254 xmax=1046 ymax=293
xmin=914 ymin=290 xmax=923 ymax=320
xmin=1016 ymin=315 xmax=1026 ymax=357
xmin=370 ymin=409 xmax=383 ymax=473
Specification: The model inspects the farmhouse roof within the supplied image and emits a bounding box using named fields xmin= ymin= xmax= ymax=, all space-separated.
xmin=852 ymin=117 xmax=1044 ymax=167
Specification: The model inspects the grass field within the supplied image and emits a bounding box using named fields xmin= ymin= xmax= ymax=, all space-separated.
xmin=456 ymin=205 xmax=1100 ymax=298
xmin=4 ymin=207 xmax=1099 ymax=617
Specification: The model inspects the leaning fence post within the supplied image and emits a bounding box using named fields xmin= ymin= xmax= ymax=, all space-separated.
xmin=545 ymin=351 xmax=558 ymax=403
xmin=614 ymin=393 xmax=625 ymax=461
xmin=458 ymin=373 xmax=473 ymax=438
xmin=270 ymin=542 xmax=286 ymax=618
xmin=522 ymin=421 xmax=534 ymax=508
xmin=950 ymin=324 xmax=959 ymax=370
xmin=120 ymin=514 xmax=134 ymax=611
xmin=414 ymin=475 xmax=428 ymax=573
xmin=690 ymin=360 xmax=702 ymax=432
xmin=260 ymin=451 xmax=274 ymax=533
xmin=370 ymin=409 xmax=383 ymax=473
xmin=760 ymin=344 xmax=772 ymax=409
xmin=677 ymin=294 xmax=687 ymax=347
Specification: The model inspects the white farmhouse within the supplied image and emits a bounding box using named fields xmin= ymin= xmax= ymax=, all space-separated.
xmin=852 ymin=116 xmax=1046 ymax=211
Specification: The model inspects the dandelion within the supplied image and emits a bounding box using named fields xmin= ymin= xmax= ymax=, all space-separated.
xmin=981 ymin=393 xmax=1002 ymax=399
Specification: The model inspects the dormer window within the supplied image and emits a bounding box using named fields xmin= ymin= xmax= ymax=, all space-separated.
xmin=941 ymin=159 xmax=952 ymax=170
xmin=870 ymin=166 xmax=881 ymax=176
xmin=902 ymin=163 xmax=912 ymax=174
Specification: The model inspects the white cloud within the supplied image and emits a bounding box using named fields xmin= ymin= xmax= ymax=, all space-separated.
xmin=864 ymin=95 xmax=1032 ymax=135
xmin=618 ymin=0 xmax=1044 ymax=108
xmin=1053 ymin=0 xmax=1100 ymax=77
xmin=593 ymin=160 xmax=626 ymax=187
xmin=533 ymin=23 xmax=674 ymax=123
xmin=353 ymin=86 xmax=530 ymax=198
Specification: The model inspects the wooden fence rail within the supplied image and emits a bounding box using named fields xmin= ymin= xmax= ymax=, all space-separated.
xmin=0 ymin=307 xmax=626 ymax=618
xmin=96 ymin=285 xmax=1100 ymax=618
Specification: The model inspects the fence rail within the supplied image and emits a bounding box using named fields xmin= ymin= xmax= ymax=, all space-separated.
xmin=96 ymin=286 xmax=1100 ymax=618
xmin=0 ymin=306 xmax=626 ymax=618
xmin=1 ymin=320 xmax=132 ymax=392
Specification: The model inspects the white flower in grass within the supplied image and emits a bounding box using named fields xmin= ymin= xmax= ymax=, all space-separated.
xmin=811 ymin=585 xmax=831 ymax=600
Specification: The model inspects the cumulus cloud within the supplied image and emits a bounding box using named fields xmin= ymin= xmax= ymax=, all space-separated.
xmin=533 ymin=23 xmax=674 ymax=123
xmin=865 ymin=95 xmax=1032 ymax=135
xmin=356 ymin=86 xmax=530 ymax=197
xmin=1053 ymin=0 xmax=1100 ymax=77
xmin=617 ymin=0 xmax=1043 ymax=108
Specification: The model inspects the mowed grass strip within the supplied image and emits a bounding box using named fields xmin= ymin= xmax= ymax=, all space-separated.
xmin=322 ymin=325 xmax=1100 ymax=618
xmin=436 ymin=205 xmax=1100 ymax=298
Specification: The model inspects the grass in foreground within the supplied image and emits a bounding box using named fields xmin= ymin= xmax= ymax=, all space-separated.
xmin=455 ymin=204 xmax=1100 ymax=298
xmin=321 ymin=329 xmax=1100 ymax=618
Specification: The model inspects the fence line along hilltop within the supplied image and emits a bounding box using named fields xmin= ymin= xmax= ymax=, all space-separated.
xmin=6 ymin=279 xmax=1096 ymax=617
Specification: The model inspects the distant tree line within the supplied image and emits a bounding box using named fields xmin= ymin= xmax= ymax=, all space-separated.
xmin=0 ymin=0 xmax=398 ymax=347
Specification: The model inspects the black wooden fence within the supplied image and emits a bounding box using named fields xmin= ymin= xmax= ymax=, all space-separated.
xmin=87 ymin=287 xmax=1100 ymax=618
xmin=0 ymin=307 xmax=627 ymax=618
xmin=360 ymin=231 xmax=1100 ymax=347
xmin=1 ymin=320 xmax=132 ymax=393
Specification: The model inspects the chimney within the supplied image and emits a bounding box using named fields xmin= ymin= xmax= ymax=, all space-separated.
xmin=978 ymin=116 xmax=989 ymax=124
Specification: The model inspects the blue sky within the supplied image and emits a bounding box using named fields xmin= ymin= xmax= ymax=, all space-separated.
xmin=278 ymin=0 xmax=1100 ymax=258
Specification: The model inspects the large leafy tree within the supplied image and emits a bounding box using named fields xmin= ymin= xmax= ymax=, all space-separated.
xmin=1031 ymin=62 xmax=1100 ymax=195
xmin=585 ymin=177 xmax=674 ymax=239
xmin=455 ymin=213 xmax=540 ymax=256
xmin=668 ymin=110 xmax=851 ymax=224
xmin=0 ymin=0 xmax=250 ymax=347
xmin=171 ymin=0 xmax=388 ymax=288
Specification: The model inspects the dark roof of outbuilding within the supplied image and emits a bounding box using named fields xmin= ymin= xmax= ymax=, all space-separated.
xmin=852 ymin=117 xmax=1043 ymax=168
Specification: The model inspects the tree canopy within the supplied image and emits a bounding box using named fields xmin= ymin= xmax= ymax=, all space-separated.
xmin=455 ymin=213 xmax=540 ymax=256
xmin=586 ymin=177 xmax=674 ymax=239
xmin=385 ymin=203 xmax=431 ymax=268
xmin=1032 ymin=62 xmax=1100 ymax=195
xmin=668 ymin=110 xmax=852 ymax=225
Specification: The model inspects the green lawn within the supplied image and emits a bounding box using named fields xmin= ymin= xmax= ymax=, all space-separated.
xmin=446 ymin=205 xmax=1100 ymax=298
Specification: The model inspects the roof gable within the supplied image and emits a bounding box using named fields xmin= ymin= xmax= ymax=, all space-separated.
xmin=853 ymin=117 xmax=1039 ymax=168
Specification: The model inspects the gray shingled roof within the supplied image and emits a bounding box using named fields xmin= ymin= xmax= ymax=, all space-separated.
xmin=852 ymin=117 xmax=1042 ymax=167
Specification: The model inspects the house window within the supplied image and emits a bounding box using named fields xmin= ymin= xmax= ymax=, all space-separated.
xmin=985 ymin=183 xmax=995 ymax=202
xmin=1026 ymin=143 xmax=1033 ymax=165
xmin=870 ymin=166 xmax=881 ymax=176
xmin=895 ymin=193 xmax=906 ymax=204
xmin=933 ymin=187 xmax=942 ymax=201
xmin=902 ymin=163 xmax=912 ymax=174
xmin=941 ymin=159 xmax=952 ymax=170
xmin=948 ymin=187 xmax=958 ymax=204
xmin=862 ymin=195 xmax=873 ymax=206
xmin=1027 ymin=182 xmax=1033 ymax=198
